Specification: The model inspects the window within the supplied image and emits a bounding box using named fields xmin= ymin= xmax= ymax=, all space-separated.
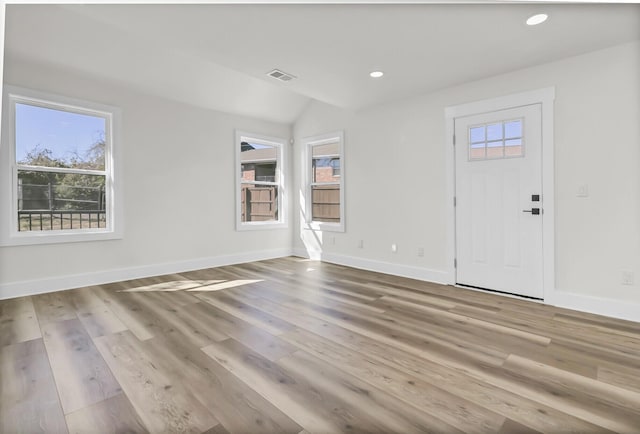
xmin=236 ymin=131 xmax=286 ymax=230
xmin=1 ymin=86 xmax=121 ymax=246
xmin=469 ymin=119 xmax=523 ymax=160
xmin=305 ymin=132 xmax=344 ymax=232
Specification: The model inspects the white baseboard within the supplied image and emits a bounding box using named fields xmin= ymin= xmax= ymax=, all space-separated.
xmin=548 ymin=290 xmax=640 ymax=323
xmin=292 ymin=248 xmax=450 ymax=285
xmin=0 ymin=248 xmax=292 ymax=300
xmin=4 ymin=246 xmax=638 ymax=324
xmin=292 ymin=247 xmax=322 ymax=261
xmin=293 ymin=247 xmax=639 ymax=323
xmin=291 ymin=247 xmax=305 ymax=258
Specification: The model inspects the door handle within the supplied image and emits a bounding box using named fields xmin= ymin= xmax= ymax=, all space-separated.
xmin=523 ymin=208 xmax=541 ymax=215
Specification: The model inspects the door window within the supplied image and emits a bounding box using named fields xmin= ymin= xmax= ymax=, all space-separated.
xmin=469 ymin=119 xmax=523 ymax=160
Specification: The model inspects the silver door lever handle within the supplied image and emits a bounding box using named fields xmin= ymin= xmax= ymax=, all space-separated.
xmin=523 ymin=208 xmax=541 ymax=215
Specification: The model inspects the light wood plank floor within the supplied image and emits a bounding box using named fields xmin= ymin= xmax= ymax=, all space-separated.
xmin=1 ymin=257 xmax=640 ymax=433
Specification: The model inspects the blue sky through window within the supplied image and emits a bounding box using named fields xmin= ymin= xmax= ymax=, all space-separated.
xmin=16 ymin=103 xmax=105 ymax=164
xmin=505 ymin=120 xmax=522 ymax=138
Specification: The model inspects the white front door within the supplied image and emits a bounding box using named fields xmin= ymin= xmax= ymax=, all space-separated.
xmin=455 ymin=104 xmax=543 ymax=299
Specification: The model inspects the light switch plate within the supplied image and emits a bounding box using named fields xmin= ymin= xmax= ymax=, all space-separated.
xmin=577 ymin=184 xmax=589 ymax=197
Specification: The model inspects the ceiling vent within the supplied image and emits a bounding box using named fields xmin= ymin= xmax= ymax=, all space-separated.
xmin=267 ymin=69 xmax=296 ymax=82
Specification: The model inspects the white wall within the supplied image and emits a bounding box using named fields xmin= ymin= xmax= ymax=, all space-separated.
xmin=0 ymin=55 xmax=292 ymax=298
xmin=293 ymin=41 xmax=640 ymax=319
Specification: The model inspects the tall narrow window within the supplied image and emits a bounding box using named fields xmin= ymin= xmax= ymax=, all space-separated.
xmin=236 ymin=131 xmax=286 ymax=230
xmin=1 ymin=86 xmax=121 ymax=246
xmin=305 ymin=132 xmax=344 ymax=232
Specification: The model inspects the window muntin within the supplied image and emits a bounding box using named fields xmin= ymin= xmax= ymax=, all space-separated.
xmin=236 ymin=132 xmax=286 ymax=230
xmin=6 ymin=90 xmax=116 ymax=242
xmin=306 ymin=132 xmax=344 ymax=231
xmin=469 ymin=118 xmax=523 ymax=160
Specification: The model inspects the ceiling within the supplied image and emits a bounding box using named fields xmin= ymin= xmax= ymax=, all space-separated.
xmin=4 ymin=3 xmax=640 ymax=124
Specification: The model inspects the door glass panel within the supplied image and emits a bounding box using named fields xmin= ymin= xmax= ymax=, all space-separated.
xmin=505 ymin=138 xmax=523 ymax=157
xmin=470 ymin=126 xmax=485 ymax=143
xmin=486 ymin=141 xmax=504 ymax=158
xmin=504 ymin=120 xmax=522 ymax=139
xmin=486 ymin=123 xmax=503 ymax=141
xmin=469 ymin=142 xmax=485 ymax=160
xmin=468 ymin=119 xmax=524 ymax=161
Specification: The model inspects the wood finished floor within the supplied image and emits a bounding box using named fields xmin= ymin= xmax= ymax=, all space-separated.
xmin=1 ymin=257 xmax=640 ymax=433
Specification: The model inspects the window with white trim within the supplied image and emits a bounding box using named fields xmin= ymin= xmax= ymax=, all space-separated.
xmin=1 ymin=86 xmax=121 ymax=246
xmin=305 ymin=131 xmax=344 ymax=232
xmin=236 ymin=131 xmax=287 ymax=230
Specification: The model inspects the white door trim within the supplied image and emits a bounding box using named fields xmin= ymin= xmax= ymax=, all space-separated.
xmin=444 ymin=87 xmax=555 ymax=300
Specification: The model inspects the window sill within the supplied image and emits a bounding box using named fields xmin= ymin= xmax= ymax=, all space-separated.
xmin=236 ymin=221 xmax=288 ymax=231
xmin=1 ymin=229 xmax=122 ymax=246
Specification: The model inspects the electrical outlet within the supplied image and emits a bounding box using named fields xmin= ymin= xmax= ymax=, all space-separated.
xmin=417 ymin=247 xmax=424 ymax=257
xmin=622 ymin=271 xmax=635 ymax=285
xmin=391 ymin=243 xmax=397 ymax=253
xmin=358 ymin=240 xmax=364 ymax=249
xmin=577 ymin=184 xmax=589 ymax=198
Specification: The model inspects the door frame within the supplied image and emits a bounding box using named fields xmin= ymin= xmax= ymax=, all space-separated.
xmin=444 ymin=87 xmax=555 ymax=300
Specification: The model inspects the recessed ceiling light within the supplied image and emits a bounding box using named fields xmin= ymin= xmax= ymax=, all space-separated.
xmin=526 ymin=14 xmax=548 ymax=26
xmin=370 ymin=71 xmax=384 ymax=78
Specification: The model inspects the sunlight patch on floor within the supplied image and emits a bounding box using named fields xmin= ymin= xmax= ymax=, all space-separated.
xmin=118 ymin=280 xmax=226 ymax=292
xmin=187 ymin=279 xmax=264 ymax=292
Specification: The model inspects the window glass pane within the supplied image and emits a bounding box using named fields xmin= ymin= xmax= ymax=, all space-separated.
xmin=313 ymin=155 xmax=341 ymax=183
xmin=504 ymin=120 xmax=522 ymax=139
xmin=240 ymin=163 xmax=255 ymax=181
xmin=486 ymin=123 xmax=503 ymax=141
xmin=16 ymin=103 xmax=106 ymax=170
xmin=254 ymin=163 xmax=276 ymax=182
xmin=17 ymin=170 xmax=106 ymax=231
xmin=314 ymin=157 xmax=331 ymax=167
xmin=505 ymin=138 xmax=523 ymax=157
xmin=311 ymin=185 xmax=340 ymax=223
xmin=469 ymin=126 xmax=485 ymax=143
xmin=240 ymin=142 xmax=278 ymax=182
xmin=240 ymin=183 xmax=278 ymax=222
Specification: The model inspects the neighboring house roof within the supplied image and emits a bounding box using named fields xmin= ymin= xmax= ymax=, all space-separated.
xmin=312 ymin=142 xmax=340 ymax=158
xmin=240 ymin=148 xmax=277 ymax=164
